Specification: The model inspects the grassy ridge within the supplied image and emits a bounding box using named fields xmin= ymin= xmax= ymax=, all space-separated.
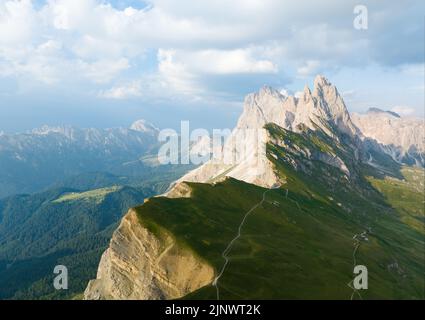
xmin=134 ymin=125 xmax=424 ymax=300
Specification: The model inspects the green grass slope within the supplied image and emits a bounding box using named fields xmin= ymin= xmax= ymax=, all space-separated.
xmin=133 ymin=124 xmax=424 ymax=300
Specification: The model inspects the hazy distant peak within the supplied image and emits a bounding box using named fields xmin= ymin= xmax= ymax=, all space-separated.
xmin=366 ymin=107 xmax=400 ymax=118
xmin=130 ymin=119 xmax=159 ymax=134
xmin=351 ymin=109 xmax=424 ymax=166
xmin=31 ymin=125 xmax=76 ymax=138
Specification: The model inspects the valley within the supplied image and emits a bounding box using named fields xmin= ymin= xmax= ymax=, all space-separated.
xmin=0 ymin=168 xmax=188 ymax=299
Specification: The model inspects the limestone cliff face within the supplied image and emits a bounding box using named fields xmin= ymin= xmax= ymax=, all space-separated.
xmin=351 ymin=109 xmax=425 ymax=167
xmin=236 ymin=75 xmax=359 ymax=138
xmin=84 ymin=209 xmax=214 ymax=300
xmin=175 ymin=75 xmax=358 ymax=187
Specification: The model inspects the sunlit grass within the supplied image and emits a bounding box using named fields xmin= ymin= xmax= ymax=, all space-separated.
xmin=53 ymin=186 xmax=122 ymax=204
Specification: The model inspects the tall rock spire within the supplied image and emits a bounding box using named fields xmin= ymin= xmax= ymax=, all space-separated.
xmin=173 ymin=75 xmax=360 ymax=189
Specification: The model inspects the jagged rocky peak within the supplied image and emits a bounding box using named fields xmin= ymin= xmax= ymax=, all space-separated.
xmin=302 ymin=84 xmax=312 ymax=99
xmin=259 ymin=85 xmax=283 ymax=97
xmin=238 ymin=75 xmax=358 ymax=137
xmin=314 ymin=74 xmax=330 ymax=87
xmin=312 ymin=74 xmax=342 ymax=104
xmin=246 ymin=85 xmax=287 ymax=108
xmin=130 ymin=119 xmax=159 ymax=134
xmin=312 ymin=75 xmax=359 ymax=137
xmin=238 ymin=85 xmax=286 ymax=129
xmin=174 ymin=75 xmax=360 ymax=190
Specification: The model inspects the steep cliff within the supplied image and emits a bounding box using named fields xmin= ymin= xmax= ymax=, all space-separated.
xmin=84 ymin=209 xmax=214 ymax=300
xmin=352 ymin=108 xmax=425 ymax=167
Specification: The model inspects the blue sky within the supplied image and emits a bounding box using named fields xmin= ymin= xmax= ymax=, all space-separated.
xmin=0 ymin=0 xmax=423 ymax=132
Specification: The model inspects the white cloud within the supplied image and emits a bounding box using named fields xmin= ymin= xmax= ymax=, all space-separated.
xmin=0 ymin=0 xmax=423 ymax=109
xmin=157 ymin=49 xmax=201 ymax=96
xmin=99 ymin=81 xmax=142 ymax=99
xmin=0 ymin=38 xmax=66 ymax=84
xmin=0 ymin=0 xmax=39 ymax=45
xmin=180 ymin=49 xmax=278 ymax=75
xmin=155 ymin=48 xmax=278 ymax=98
xmin=391 ymin=106 xmax=416 ymax=116
xmin=297 ymin=60 xmax=321 ymax=77
xmin=341 ymin=89 xmax=356 ymax=101
xmin=78 ymin=58 xmax=130 ymax=83
xmin=48 ymin=0 xmax=96 ymax=31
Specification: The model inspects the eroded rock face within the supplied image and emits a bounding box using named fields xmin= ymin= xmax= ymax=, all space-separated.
xmin=237 ymin=75 xmax=359 ymax=138
xmin=175 ymin=75 xmax=358 ymax=187
xmin=166 ymin=182 xmax=193 ymax=198
xmin=352 ymin=109 xmax=425 ymax=167
xmin=177 ymin=127 xmax=280 ymax=188
xmin=84 ymin=209 xmax=214 ymax=300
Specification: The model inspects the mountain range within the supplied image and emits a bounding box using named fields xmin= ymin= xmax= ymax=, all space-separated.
xmin=0 ymin=120 xmax=162 ymax=198
xmin=84 ymin=76 xmax=425 ymax=300
xmin=0 ymin=120 xmax=193 ymax=299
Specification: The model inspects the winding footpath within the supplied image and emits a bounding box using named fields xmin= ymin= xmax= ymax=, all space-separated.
xmin=213 ymin=185 xmax=279 ymax=300
xmin=212 ymin=184 xmax=364 ymax=300
xmin=347 ymin=233 xmax=364 ymax=300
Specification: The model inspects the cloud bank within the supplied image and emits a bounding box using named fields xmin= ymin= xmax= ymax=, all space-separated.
xmin=0 ymin=0 xmax=423 ymax=121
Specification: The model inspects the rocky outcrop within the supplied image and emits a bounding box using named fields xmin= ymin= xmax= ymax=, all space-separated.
xmin=166 ymin=181 xmax=193 ymax=198
xmin=237 ymin=75 xmax=359 ymax=138
xmin=352 ymin=109 xmax=425 ymax=167
xmin=84 ymin=209 xmax=214 ymax=300
xmin=177 ymin=126 xmax=280 ymax=188
xmin=175 ymin=75 xmax=357 ymax=187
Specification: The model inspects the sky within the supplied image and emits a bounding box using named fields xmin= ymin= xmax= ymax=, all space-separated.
xmin=0 ymin=0 xmax=424 ymax=133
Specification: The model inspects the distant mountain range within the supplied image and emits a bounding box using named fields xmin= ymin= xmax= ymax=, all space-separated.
xmin=0 ymin=120 xmax=163 ymax=198
xmin=352 ymin=108 xmax=424 ymax=167
xmin=0 ymin=119 xmax=195 ymax=299
xmin=85 ymin=76 xmax=424 ymax=300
